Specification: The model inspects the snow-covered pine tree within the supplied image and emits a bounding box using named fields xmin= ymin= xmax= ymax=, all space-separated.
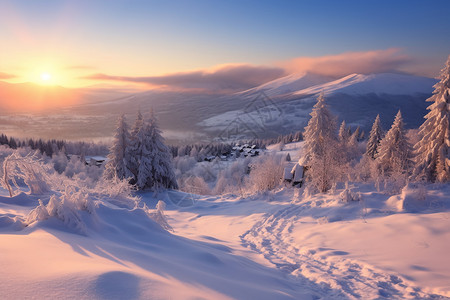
xmin=359 ymin=130 xmax=365 ymax=141
xmin=365 ymin=114 xmax=384 ymax=159
xmin=133 ymin=111 xmax=178 ymax=190
xmin=302 ymin=93 xmax=337 ymax=164
xmin=144 ymin=112 xmax=178 ymax=190
xmin=104 ymin=114 xmax=131 ymax=180
xmin=338 ymin=120 xmax=350 ymax=143
xmin=413 ymin=55 xmax=450 ymax=182
xmin=134 ymin=116 xmax=154 ymax=189
xmin=376 ymin=110 xmax=413 ymax=175
xmin=301 ymin=92 xmax=339 ymax=192
xmin=352 ymin=126 xmax=361 ymax=142
xmin=126 ymin=111 xmax=144 ymax=183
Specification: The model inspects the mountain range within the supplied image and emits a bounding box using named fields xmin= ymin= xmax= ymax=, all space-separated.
xmin=0 ymin=72 xmax=438 ymax=143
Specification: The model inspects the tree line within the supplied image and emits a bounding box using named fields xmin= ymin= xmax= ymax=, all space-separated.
xmin=301 ymin=55 xmax=450 ymax=193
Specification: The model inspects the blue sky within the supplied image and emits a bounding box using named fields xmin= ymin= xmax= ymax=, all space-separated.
xmin=1 ymin=0 xmax=449 ymax=87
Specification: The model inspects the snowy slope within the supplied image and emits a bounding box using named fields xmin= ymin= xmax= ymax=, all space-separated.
xmin=164 ymin=182 xmax=450 ymax=299
xmin=1 ymin=143 xmax=450 ymax=299
xmin=239 ymin=72 xmax=334 ymax=97
xmin=198 ymin=73 xmax=436 ymax=140
xmin=0 ymin=192 xmax=313 ymax=300
xmin=290 ymin=73 xmax=436 ymax=97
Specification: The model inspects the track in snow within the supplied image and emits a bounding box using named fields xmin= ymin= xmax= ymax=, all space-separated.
xmin=240 ymin=204 xmax=446 ymax=300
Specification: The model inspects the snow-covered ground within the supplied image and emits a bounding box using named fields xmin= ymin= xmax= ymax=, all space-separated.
xmin=1 ymin=142 xmax=449 ymax=299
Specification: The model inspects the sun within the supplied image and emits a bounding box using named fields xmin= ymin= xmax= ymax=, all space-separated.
xmin=40 ymin=72 xmax=52 ymax=82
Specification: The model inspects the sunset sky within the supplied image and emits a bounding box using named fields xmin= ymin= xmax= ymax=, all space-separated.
xmin=1 ymin=0 xmax=450 ymax=89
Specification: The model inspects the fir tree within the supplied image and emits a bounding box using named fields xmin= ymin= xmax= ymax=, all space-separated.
xmin=365 ymin=114 xmax=384 ymax=159
xmin=377 ymin=110 xmax=413 ymax=175
xmin=126 ymin=111 xmax=144 ymax=183
xmin=104 ymin=114 xmax=131 ymax=180
xmin=413 ymin=55 xmax=450 ymax=182
xmin=352 ymin=126 xmax=361 ymax=142
xmin=302 ymin=93 xmax=337 ymax=165
xmin=130 ymin=111 xmax=178 ymax=190
xmin=145 ymin=113 xmax=178 ymax=190
xmin=301 ymin=93 xmax=339 ymax=192
xmin=338 ymin=120 xmax=350 ymax=143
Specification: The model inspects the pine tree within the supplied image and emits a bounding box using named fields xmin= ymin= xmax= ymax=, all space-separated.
xmin=126 ymin=111 xmax=144 ymax=183
xmin=104 ymin=114 xmax=131 ymax=180
xmin=365 ymin=114 xmax=384 ymax=159
xmin=130 ymin=111 xmax=178 ymax=190
xmin=301 ymin=93 xmax=339 ymax=192
xmin=351 ymin=126 xmax=361 ymax=142
xmin=377 ymin=110 xmax=413 ymax=175
xmin=145 ymin=113 xmax=178 ymax=190
xmin=413 ymin=55 xmax=450 ymax=182
xmin=302 ymin=93 xmax=337 ymax=165
xmin=338 ymin=120 xmax=350 ymax=143
xmin=359 ymin=130 xmax=365 ymax=141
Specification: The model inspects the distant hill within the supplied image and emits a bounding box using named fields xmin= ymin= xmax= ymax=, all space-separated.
xmin=199 ymin=73 xmax=437 ymax=140
xmin=0 ymin=73 xmax=438 ymax=143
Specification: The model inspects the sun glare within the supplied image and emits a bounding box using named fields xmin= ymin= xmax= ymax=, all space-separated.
xmin=40 ymin=72 xmax=52 ymax=81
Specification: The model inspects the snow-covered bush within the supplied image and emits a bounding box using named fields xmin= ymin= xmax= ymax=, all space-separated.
xmin=179 ymin=176 xmax=211 ymax=195
xmin=25 ymin=199 xmax=50 ymax=224
xmin=94 ymin=175 xmax=138 ymax=208
xmin=147 ymin=200 xmax=173 ymax=231
xmin=399 ymin=183 xmax=430 ymax=212
xmin=1 ymin=151 xmax=50 ymax=197
xmin=26 ymin=186 xmax=96 ymax=233
xmin=173 ymin=156 xmax=197 ymax=175
xmin=246 ymin=154 xmax=284 ymax=193
xmin=51 ymin=152 xmax=69 ymax=174
xmin=62 ymin=155 xmax=103 ymax=187
xmin=213 ymin=158 xmax=251 ymax=195
xmin=339 ymin=182 xmax=361 ymax=202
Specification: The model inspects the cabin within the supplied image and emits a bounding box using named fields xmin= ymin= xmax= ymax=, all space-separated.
xmin=86 ymin=156 xmax=106 ymax=167
xmin=283 ymin=162 xmax=306 ymax=187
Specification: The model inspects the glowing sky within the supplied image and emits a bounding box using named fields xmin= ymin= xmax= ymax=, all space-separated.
xmin=1 ymin=0 xmax=450 ymax=88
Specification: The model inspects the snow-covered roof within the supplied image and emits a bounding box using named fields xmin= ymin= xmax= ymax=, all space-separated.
xmin=291 ymin=164 xmax=304 ymax=182
xmin=283 ymin=167 xmax=293 ymax=180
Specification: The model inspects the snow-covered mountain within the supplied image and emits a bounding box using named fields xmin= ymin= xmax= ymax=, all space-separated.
xmin=238 ymin=72 xmax=334 ymax=98
xmin=0 ymin=73 xmax=438 ymax=142
xmin=199 ymin=73 xmax=437 ymax=140
xmin=290 ymin=73 xmax=436 ymax=97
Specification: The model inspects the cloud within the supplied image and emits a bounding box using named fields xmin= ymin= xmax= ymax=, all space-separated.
xmin=280 ymin=48 xmax=412 ymax=78
xmin=0 ymin=72 xmax=16 ymax=80
xmin=65 ymin=65 xmax=96 ymax=70
xmin=82 ymin=64 xmax=286 ymax=93
xmin=81 ymin=49 xmax=416 ymax=93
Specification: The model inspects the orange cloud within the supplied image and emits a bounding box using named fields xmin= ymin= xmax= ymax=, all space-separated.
xmin=0 ymin=72 xmax=16 ymax=80
xmin=81 ymin=49 xmax=418 ymax=93
xmin=0 ymin=82 xmax=80 ymax=112
xmin=280 ymin=48 xmax=412 ymax=78
xmin=82 ymin=64 xmax=286 ymax=93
